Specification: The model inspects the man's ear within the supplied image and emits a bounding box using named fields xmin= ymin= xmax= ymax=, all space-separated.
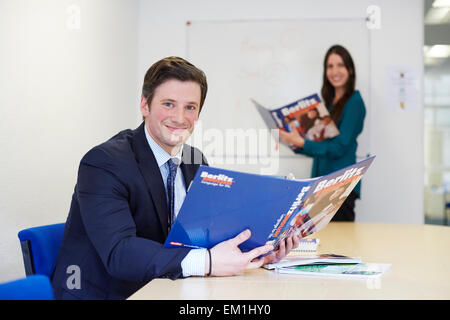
xmin=140 ymin=96 xmax=149 ymax=118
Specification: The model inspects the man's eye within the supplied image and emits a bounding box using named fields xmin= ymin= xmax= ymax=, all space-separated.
xmin=186 ymin=105 xmax=197 ymax=111
xmin=164 ymin=102 xmax=174 ymax=107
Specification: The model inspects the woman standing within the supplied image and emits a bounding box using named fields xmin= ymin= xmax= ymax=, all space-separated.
xmin=279 ymin=45 xmax=366 ymax=221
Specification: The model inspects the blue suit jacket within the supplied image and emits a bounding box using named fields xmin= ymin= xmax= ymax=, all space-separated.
xmin=51 ymin=123 xmax=208 ymax=299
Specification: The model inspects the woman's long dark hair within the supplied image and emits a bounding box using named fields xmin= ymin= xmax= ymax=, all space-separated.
xmin=321 ymin=45 xmax=356 ymax=124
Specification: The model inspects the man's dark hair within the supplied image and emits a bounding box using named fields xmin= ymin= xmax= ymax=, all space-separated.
xmin=142 ymin=56 xmax=208 ymax=113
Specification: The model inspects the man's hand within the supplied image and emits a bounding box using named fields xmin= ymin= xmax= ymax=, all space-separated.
xmin=207 ymin=229 xmax=274 ymax=276
xmin=260 ymin=234 xmax=301 ymax=265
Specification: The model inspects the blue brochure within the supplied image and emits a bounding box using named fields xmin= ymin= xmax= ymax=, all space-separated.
xmin=164 ymin=156 xmax=375 ymax=252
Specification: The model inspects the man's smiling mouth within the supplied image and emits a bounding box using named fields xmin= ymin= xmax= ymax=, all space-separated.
xmin=165 ymin=124 xmax=187 ymax=131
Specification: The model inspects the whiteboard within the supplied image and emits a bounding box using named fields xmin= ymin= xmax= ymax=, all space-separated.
xmin=186 ymin=19 xmax=371 ymax=178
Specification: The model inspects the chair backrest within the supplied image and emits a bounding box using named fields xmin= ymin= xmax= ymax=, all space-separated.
xmin=0 ymin=275 xmax=54 ymax=300
xmin=18 ymin=223 xmax=65 ymax=277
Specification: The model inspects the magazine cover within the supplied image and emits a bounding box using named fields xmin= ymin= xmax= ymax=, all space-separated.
xmin=275 ymin=263 xmax=392 ymax=279
xmin=253 ymin=93 xmax=339 ymax=143
xmin=163 ymin=156 xmax=375 ymax=252
xmin=268 ymin=155 xmax=375 ymax=250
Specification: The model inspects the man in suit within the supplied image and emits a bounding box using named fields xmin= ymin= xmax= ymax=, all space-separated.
xmin=51 ymin=57 xmax=299 ymax=299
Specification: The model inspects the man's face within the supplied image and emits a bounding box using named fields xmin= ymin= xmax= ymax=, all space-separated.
xmin=140 ymin=79 xmax=201 ymax=155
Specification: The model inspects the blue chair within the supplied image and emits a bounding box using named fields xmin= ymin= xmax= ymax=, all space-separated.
xmin=0 ymin=275 xmax=54 ymax=300
xmin=18 ymin=223 xmax=65 ymax=277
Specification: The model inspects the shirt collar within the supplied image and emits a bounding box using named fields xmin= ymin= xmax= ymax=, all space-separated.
xmin=144 ymin=125 xmax=183 ymax=168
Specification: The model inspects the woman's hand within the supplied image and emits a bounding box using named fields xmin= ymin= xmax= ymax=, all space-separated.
xmin=278 ymin=123 xmax=305 ymax=148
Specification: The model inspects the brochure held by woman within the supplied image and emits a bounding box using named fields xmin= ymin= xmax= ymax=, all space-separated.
xmin=253 ymin=93 xmax=339 ymax=145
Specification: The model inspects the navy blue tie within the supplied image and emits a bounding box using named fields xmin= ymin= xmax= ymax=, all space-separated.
xmin=167 ymin=158 xmax=178 ymax=229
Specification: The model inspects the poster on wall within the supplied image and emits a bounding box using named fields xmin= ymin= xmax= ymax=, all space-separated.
xmin=385 ymin=66 xmax=420 ymax=111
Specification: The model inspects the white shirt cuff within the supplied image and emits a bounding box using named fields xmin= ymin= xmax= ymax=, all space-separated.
xmin=181 ymin=248 xmax=207 ymax=277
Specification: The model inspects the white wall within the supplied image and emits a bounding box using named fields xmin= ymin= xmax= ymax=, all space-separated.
xmin=0 ymin=0 xmax=424 ymax=284
xmin=355 ymin=1 xmax=424 ymax=224
xmin=137 ymin=0 xmax=424 ymax=225
xmin=0 ymin=0 xmax=139 ymax=283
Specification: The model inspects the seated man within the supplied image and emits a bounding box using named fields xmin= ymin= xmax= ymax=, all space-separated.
xmin=51 ymin=56 xmax=299 ymax=299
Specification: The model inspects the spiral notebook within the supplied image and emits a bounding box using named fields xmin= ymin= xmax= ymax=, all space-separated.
xmin=289 ymin=238 xmax=320 ymax=255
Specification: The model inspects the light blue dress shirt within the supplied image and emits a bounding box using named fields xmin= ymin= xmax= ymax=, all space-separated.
xmin=144 ymin=127 xmax=206 ymax=277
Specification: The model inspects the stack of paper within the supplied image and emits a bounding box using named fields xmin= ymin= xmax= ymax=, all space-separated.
xmin=264 ymin=253 xmax=391 ymax=279
xmin=264 ymin=254 xmax=361 ymax=270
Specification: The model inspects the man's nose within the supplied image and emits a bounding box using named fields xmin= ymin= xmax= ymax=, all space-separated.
xmin=171 ymin=107 xmax=185 ymax=123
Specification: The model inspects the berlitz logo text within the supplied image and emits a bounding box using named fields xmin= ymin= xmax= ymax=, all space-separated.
xmin=200 ymin=171 xmax=234 ymax=188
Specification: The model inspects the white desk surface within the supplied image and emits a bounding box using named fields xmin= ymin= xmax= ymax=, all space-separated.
xmin=128 ymin=222 xmax=450 ymax=300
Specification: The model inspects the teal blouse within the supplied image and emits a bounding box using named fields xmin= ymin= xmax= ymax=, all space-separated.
xmin=294 ymin=90 xmax=366 ymax=197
